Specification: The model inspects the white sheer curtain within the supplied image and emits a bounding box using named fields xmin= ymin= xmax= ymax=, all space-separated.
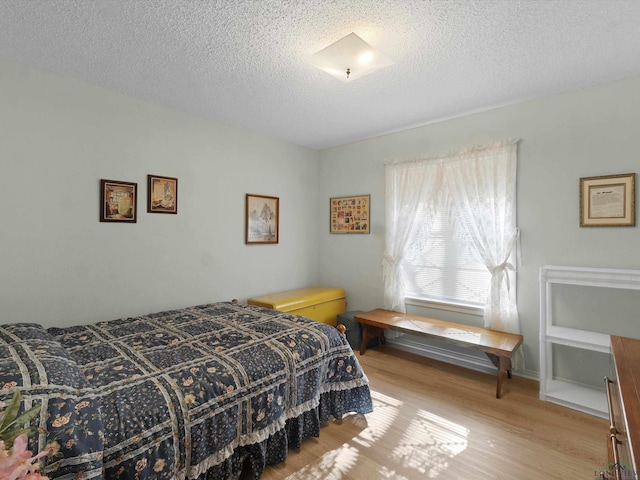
xmin=382 ymin=159 xmax=441 ymax=312
xmin=444 ymin=140 xmax=520 ymax=334
xmin=383 ymin=140 xmax=520 ymax=337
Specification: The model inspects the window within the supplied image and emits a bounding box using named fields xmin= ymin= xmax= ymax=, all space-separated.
xmin=402 ymin=200 xmax=491 ymax=307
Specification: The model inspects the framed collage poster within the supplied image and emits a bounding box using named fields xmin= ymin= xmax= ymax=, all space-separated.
xmin=330 ymin=194 xmax=370 ymax=234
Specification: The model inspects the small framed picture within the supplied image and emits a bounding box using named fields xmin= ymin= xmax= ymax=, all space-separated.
xmin=580 ymin=173 xmax=635 ymax=227
xmin=147 ymin=175 xmax=178 ymax=214
xmin=100 ymin=179 xmax=137 ymax=223
xmin=246 ymin=194 xmax=279 ymax=244
xmin=330 ymin=194 xmax=370 ymax=233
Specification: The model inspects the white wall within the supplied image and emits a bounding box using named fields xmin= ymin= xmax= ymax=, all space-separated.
xmin=317 ymin=75 xmax=640 ymax=377
xmin=0 ymin=58 xmax=320 ymax=328
xmin=3 ymin=55 xmax=640 ymax=379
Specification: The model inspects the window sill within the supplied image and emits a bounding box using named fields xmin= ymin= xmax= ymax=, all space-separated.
xmin=404 ymin=296 xmax=484 ymax=316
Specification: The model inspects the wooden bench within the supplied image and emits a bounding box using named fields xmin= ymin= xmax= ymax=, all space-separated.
xmin=354 ymin=309 xmax=523 ymax=399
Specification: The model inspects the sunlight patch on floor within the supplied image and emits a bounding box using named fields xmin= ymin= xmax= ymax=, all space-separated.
xmin=284 ymin=443 xmax=360 ymax=480
xmin=284 ymin=390 xmax=469 ymax=480
xmin=369 ymin=389 xmax=404 ymax=407
xmin=391 ymin=409 xmax=469 ymax=478
xmin=354 ymin=389 xmax=401 ymax=448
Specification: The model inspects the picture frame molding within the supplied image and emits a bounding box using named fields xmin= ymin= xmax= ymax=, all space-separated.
xmin=579 ymin=173 xmax=636 ymax=227
xmin=246 ymin=194 xmax=279 ymax=244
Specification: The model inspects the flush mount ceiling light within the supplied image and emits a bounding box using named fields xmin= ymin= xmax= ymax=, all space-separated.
xmin=307 ymin=32 xmax=394 ymax=82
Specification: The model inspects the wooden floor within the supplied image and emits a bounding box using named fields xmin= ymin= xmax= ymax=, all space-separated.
xmin=261 ymin=346 xmax=608 ymax=480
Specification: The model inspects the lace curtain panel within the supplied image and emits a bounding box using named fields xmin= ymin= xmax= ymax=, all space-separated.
xmin=382 ymin=160 xmax=441 ymax=312
xmin=383 ymin=139 xmax=520 ymax=336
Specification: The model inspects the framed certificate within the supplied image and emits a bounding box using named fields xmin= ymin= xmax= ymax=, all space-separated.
xmin=580 ymin=173 xmax=635 ymax=227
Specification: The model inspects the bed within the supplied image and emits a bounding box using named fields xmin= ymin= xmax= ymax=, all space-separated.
xmin=0 ymin=301 xmax=373 ymax=479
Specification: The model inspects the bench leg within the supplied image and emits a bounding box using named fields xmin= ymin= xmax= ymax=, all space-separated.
xmin=359 ymin=325 xmax=386 ymax=355
xmin=486 ymin=353 xmax=512 ymax=399
xmin=496 ymin=356 xmax=506 ymax=399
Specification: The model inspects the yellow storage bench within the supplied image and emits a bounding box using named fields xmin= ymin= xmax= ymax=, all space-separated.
xmin=247 ymin=287 xmax=346 ymax=326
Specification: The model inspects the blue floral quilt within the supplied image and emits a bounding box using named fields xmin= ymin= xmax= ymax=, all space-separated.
xmin=0 ymin=302 xmax=373 ymax=479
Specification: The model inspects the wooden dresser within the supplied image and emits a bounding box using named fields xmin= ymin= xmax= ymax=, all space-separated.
xmin=605 ymin=336 xmax=640 ymax=479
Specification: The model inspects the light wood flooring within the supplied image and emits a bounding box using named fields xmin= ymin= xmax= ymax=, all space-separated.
xmin=261 ymin=346 xmax=608 ymax=480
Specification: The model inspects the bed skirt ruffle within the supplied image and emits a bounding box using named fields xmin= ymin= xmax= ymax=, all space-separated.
xmin=197 ymin=386 xmax=372 ymax=479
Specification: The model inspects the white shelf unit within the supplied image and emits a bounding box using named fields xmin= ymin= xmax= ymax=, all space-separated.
xmin=539 ymin=265 xmax=640 ymax=419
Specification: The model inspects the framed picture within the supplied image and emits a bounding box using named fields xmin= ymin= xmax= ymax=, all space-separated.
xmin=246 ymin=194 xmax=279 ymax=244
xmin=580 ymin=173 xmax=635 ymax=227
xmin=330 ymin=194 xmax=370 ymax=233
xmin=100 ymin=179 xmax=137 ymax=223
xmin=148 ymin=175 xmax=178 ymax=214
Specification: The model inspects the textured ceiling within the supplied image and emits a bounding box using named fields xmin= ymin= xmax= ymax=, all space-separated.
xmin=1 ymin=1 xmax=640 ymax=150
